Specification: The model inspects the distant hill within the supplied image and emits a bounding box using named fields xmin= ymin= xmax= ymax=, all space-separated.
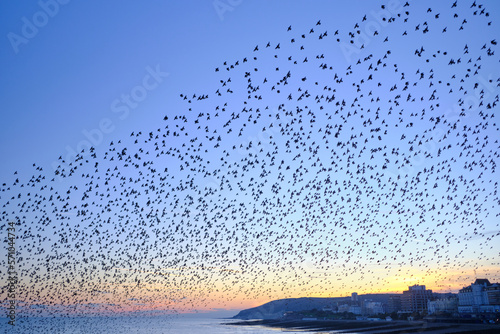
xmin=233 ymin=297 xmax=350 ymax=319
xmin=233 ymin=293 xmax=455 ymax=319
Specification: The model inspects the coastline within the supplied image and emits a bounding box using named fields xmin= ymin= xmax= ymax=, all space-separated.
xmin=225 ymin=319 xmax=500 ymax=333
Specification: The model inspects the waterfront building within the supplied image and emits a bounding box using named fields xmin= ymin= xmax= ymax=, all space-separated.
xmin=363 ymin=301 xmax=384 ymax=315
xmin=337 ymin=303 xmax=362 ymax=315
xmin=401 ymin=285 xmax=433 ymax=313
xmin=386 ymin=295 xmax=402 ymax=313
xmin=458 ymin=279 xmax=500 ymax=314
xmin=427 ymin=297 xmax=458 ymax=315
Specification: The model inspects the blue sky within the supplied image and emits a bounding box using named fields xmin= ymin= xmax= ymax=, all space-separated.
xmin=1 ymin=0 xmax=499 ymax=316
xmin=0 ymin=1 xmax=368 ymax=179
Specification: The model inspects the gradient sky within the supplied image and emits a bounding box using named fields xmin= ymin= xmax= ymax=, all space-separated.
xmin=1 ymin=0 xmax=499 ymax=317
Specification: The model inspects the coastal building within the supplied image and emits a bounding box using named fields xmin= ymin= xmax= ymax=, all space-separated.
xmin=386 ymin=295 xmax=402 ymax=313
xmin=363 ymin=301 xmax=384 ymax=315
xmin=487 ymin=284 xmax=500 ymax=305
xmin=349 ymin=305 xmax=362 ymax=315
xmin=336 ymin=292 xmax=362 ymax=315
xmin=337 ymin=303 xmax=362 ymax=315
xmin=427 ymin=297 xmax=458 ymax=315
xmin=458 ymin=279 xmax=500 ymax=314
xmin=401 ymin=285 xmax=433 ymax=313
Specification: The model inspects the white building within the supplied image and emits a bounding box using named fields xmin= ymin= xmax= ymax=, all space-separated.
xmin=363 ymin=301 xmax=384 ymax=315
xmin=349 ymin=305 xmax=362 ymax=315
xmin=337 ymin=303 xmax=362 ymax=315
xmin=427 ymin=297 xmax=458 ymax=315
xmin=458 ymin=279 xmax=500 ymax=314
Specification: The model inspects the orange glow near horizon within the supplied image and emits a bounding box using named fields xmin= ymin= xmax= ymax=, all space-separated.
xmin=9 ymin=265 xmax=499 ymax=315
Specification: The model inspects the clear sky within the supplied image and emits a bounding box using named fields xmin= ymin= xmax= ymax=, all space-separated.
xmin=1 ymin=0 xmax=499 ymax=317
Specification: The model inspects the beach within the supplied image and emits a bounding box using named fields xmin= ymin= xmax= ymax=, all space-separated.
xmin=227 ymin=319 xmax=500 ymax=333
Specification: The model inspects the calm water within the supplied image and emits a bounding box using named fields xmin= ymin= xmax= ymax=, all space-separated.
xmin=0 ymin=316 xmax=312 ymax=334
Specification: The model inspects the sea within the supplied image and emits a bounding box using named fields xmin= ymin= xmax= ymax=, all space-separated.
xmin=0 ymin=315 xmax=316 ymax=334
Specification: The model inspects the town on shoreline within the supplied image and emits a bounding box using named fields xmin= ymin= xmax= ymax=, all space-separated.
xmin=232 ymin=278 xmax=500 ymax=325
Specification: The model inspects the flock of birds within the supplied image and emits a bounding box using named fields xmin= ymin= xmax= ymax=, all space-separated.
xmin=1 ymin=0 xmax=499 ymax=317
